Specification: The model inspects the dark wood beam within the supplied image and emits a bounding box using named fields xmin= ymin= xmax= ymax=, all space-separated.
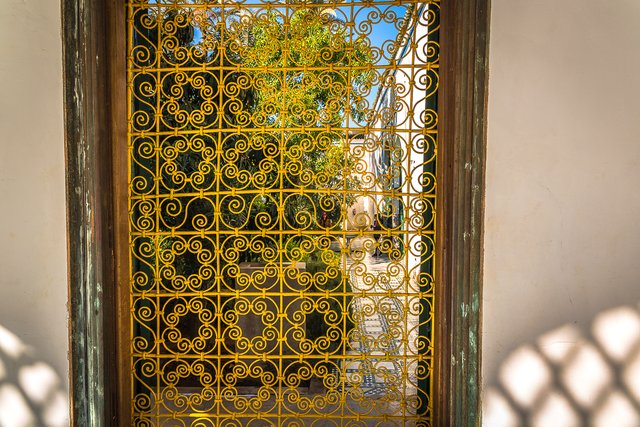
xmin=62 ymin=0 xmax=118 ymax=424
xmin=435 ymin=0 xmax=490 ymax=425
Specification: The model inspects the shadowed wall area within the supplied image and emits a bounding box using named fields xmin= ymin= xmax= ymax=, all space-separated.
xmin=0 ymin=325 xmax=69 ymax=427
xmin=483 ymin=304 xmax=640 ymax=426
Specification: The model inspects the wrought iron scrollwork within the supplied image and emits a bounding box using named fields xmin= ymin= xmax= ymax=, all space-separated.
xmin=127 ymin=1 xmax=439 ymax=425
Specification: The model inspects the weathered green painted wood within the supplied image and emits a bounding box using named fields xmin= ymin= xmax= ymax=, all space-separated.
xmin=62 ymin=0 xmax=115 ymax=425
xmin=438 ymin=0 xmax=489 ymax=425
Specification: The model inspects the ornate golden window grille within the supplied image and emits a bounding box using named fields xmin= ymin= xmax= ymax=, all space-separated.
xmin=126 ymin=0 xmax=438 ymax=424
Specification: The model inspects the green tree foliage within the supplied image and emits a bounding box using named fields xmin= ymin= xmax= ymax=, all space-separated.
xmin=133 ymin=4 xmax=373 ymax=260
xmin=223 ymin=7 xmax=371 ymax=235
xmin=130 ymin=4 xmax=372 ymax=379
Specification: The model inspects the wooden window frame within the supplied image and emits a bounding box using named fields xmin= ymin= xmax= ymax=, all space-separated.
xmin=62 ymin=0 xmax=490 ymax=425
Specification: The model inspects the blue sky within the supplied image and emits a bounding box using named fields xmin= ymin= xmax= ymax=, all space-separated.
xmin=147 ymin=2 xmax=410 ymax=119
xmin=176 ymin=2 xmax=408 ymax=68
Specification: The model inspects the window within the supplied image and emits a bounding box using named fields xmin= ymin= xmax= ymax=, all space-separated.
xmin=62 ymin=0 xmax=488 ymax=425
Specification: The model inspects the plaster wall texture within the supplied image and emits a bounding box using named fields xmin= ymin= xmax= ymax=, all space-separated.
xmin=0 ymin=0 xmax=70 ymax=426
xmin=2 ymin=0 xmax=640 ymax=425
xmin=483 ymin=0 xmax=640 ymax=424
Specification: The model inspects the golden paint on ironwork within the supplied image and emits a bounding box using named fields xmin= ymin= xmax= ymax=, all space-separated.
xmin=126 ymin=0 xmax=438 ymax=425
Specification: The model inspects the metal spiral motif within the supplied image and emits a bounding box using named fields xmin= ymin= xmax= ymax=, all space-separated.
xmin=127 ymin=1 xmax=438 ymax=425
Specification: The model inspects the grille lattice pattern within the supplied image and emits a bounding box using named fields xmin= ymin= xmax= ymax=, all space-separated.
xmin=126 ymin=1 xmax=439 ymax=424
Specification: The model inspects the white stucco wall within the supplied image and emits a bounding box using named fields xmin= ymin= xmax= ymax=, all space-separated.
xmin=0 ymin=1 xmax=69 ymax=426
xmin=483 ymin=0 xmax=640 ymax=425
xmin=3 ymin=0 xmax=640 ymax=424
